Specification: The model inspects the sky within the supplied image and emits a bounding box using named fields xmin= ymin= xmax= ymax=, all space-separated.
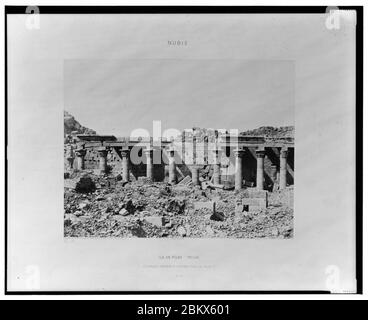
xmin=64 ymin=59 xmax=294 ymax=136
xmin=8 ymin=12 xmax=355 ymax=139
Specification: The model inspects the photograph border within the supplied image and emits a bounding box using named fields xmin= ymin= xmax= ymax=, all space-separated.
xmin=4 ymin=5 xmax=363 ymax=295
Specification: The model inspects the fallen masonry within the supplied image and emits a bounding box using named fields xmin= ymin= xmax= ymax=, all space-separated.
xmin=64 ymin=130 xmax=294 ymax=238
xmin=64 ymin=172 xmax=293 ymax=238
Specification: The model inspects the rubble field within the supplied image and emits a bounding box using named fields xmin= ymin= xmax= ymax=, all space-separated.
xmin=64 ymin=173 xmax=293 ymax=239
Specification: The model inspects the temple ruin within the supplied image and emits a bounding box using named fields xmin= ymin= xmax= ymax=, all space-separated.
xmin=64 ymin=127 xmax=294 ymax=238
xmin=65 ymin=131 xmax=294 ymax=191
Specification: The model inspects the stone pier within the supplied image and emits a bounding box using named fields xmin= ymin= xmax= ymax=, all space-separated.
xmin=270 ymin=165 xmax=277 ymax=183
xmin=75 ymin=148 xmax=86 ymax=171
xmin=67 ymin=156 xmax=74 ymax=170
xmin=66 ymin=146 xmax=74 ymax=170
xmin=212 ymin=148 xmax=221 ymax=185
xmin=121 ymin=148 xmax=130 ymax=182
xmin=144 ymin=148 xmax=153 ymax=181
xmin=97 ymin=147 xmax=108 ymax=175
xmin=234 ymin=148 xmax=245 ymax=190
xmin=280 ymin=148 xmax=288 ymax=190
xmin=168 ymin=148 xmax=177 ymax=184
xmin=256 ymin=149 xmax=265 ymax=190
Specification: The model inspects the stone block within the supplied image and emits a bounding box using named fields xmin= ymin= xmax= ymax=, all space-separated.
xmin=194 ymin=201 xmax=215 ymax=211
xmin=177 ymin=225 xmax=187 ymax=237
xmin=248 ymin=205 xmax=262 ymax=212
xmin=178 ymin=175 xmax=192 ymax=185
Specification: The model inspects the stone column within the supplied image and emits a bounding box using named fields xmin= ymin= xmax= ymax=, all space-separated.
xmin=280 ymin=148 xmax=288 ymax=190
xmin=168 ymin=148 xmax=176 ymax=184
xmin=270 ymin=165 xmax=277 ymax=182
xmin=212 ymin=149 xmax=221 ymax=185
xmin=234 ymin=148 xmax=245 ymax=190
xmin=121 ymin=148 xmax=130 ymax=182
xmin=67 ymin=156 xmax=74 ymax=170
xmin=75 ymin=148 xmax=87 ymax=170
xmin=256 ymin=149 xmax=265 ymax=190
xmin=191 ymin=165 xmax=200 ymax=186
xmin=97 ymin=147 xmax=108 ymax=175
xmin=144 ymin=148 xmax=153 ymax=181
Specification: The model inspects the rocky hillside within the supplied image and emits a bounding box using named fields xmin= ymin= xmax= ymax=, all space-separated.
xmin=240 ymin=126 xmax=294 ymax=138
xmin=64 ymin=111 xmax=96 ymax=136
xmin=178 ymin=126 xmax=294 ymax=141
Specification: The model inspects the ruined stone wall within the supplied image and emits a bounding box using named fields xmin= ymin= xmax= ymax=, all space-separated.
xmin=65 ymin=139 xmax=294 ymax=187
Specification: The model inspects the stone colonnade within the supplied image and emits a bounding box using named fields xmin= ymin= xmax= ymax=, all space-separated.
xmin=233 ymin=147 xmax=288 ymax=190
xmin=71 ymin=145 xmax=290 ymax=190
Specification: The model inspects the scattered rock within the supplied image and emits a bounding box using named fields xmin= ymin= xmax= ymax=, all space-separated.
xmin=210 ymin=211 xmax=225 ymax=221
xmin=111 ymin=215 xmax=126 ymax=222
xmin=177 ymin=225 xmax=187 ymax=237
xmin=184 ymin=224 xmax=191 ymax=236
xmin=64 ymin=176 xmax=293 ymax=239
xmin=234 ymin=212 xmax=245 ymax=223
xmin=205 ymin=225 xmax=215 ymax=237
xmin=118 ymin=208 xmax=129 ymax=216
xmin=78 ymin=201 xmax=90 ymax=210
xmin=74 ymin=210 xmax=84 ymax=217
xmin=164 ymin=221 xmax=173 ymax=229
xmin=270 ymin=227 xmax=279 ymax=237
xmin=120 ymin=199 xmax=135 ymax=215
xmin=75 ymin=175 xmax=96 ymax=193
xmin=64 ymin=213 xmax=80 ymax=226
xmin=235 ymin=204 xmax=246 ymax=214
xmin=166 ymin=198 xmax=185 ymax=214
xmin=280 ymin=226 xmax=293 ymax=237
